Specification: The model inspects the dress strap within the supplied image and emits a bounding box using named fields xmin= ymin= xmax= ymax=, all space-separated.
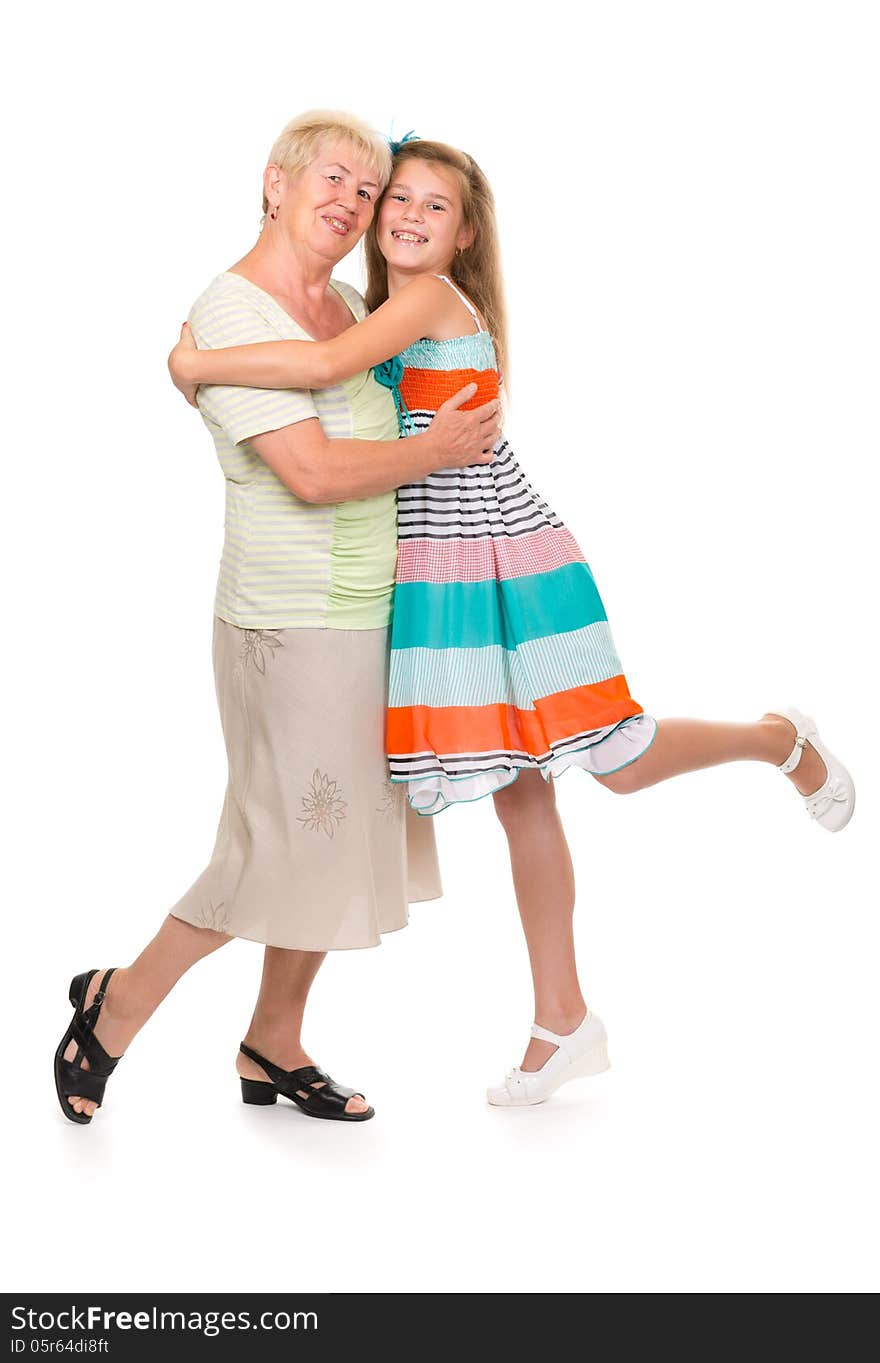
xmin=434 ymin=274 xmax=484 ymax=333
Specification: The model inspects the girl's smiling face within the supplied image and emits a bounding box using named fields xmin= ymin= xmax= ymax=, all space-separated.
xmin=377 ymin=158 xmax=474 ymax=277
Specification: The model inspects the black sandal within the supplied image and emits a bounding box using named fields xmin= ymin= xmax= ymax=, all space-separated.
xmin=238 ymin=1041 xmax=374 ymax=1121
xmin=54 ymin=968 xmax=123 ymax=1125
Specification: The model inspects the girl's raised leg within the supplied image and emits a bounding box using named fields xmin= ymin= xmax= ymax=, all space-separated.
xmin=595 ymin=713 xmax=828 ymax=796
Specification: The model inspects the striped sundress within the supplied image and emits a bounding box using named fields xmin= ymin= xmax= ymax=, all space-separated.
xmin=379 ymin=274 xmax=657 ymax=815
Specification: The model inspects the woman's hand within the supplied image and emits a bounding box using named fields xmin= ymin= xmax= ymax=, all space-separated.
xmin=422 ymin=384 xmax=502 ymax=469
xmin=167 ymin=322 xmax=200 ymax=408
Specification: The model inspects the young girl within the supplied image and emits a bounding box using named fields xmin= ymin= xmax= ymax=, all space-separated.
xmin=169 ymin=137 xmax=855 ymax=1106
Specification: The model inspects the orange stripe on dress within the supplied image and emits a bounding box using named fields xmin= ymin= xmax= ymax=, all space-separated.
xmin=399 ymin=367 xmax=500 ymax=412
xmin=387 ymin=678 xmax=644 ymax=757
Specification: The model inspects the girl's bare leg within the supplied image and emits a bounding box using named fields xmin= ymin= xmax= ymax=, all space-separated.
xmin=63 ymin=913 xmax=232 ymax=1117
xmin=236 ymin=948 xmax=370 ymax=1115
xmin=594 ymin=713 xmax=828 ymax=796
xmin=493 ymin=771 xmax=586 ymax=1073
xmin=488 ymin=714 xmax=822 ymax=1076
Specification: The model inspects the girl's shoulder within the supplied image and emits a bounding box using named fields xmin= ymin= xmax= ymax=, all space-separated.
xmin=395 ymin=274 xmax=489 ymax=346
xmin=431 ymin=273 xmax=488 ymax=333
xmin=374 ymin=274 xmax=484 ymax=344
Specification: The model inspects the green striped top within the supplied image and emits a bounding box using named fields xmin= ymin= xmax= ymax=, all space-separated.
xmin=188 ymin=271 xmax=400 ymax=629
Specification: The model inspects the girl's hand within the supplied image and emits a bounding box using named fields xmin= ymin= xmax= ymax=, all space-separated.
xmin=168 ymin=322 xmax=200 ymax=408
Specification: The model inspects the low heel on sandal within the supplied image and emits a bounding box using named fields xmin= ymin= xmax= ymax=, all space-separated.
xmin=54 ymin=967 xmax=124 ymax=1125
xmin=487 ymin=1011 xmax=611 ymax=1107
xmin=240 ymin=1078 xmax=278 ymax=1106
xmin=238 ymin=1041 xmax=374 ymax=1122
xmin=68 ymin=972 xmax=91 ymax=1008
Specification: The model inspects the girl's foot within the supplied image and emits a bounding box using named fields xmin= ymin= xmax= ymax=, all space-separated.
xmin=61 ymin=968 xmax=138 ymax=1118
xmin=236 ymin=1041 xmax=371 ymax=1116
xmin=520 ymin=1007 xmax=589 ymax=1072
xmin=488 ymin=1012 xmax=610 ymax=1107
xmin=762 ymin=709 xmax=854 ymax=831
xmin=761 ymin=713 xmax=828 ymax=794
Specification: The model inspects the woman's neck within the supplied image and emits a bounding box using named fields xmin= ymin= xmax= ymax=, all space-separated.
xmin=231 ymin=234 xmax=333 ymax=307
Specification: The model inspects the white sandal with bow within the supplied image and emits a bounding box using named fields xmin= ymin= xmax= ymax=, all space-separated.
xmin=774 ymin=706 xmax=855 ymax=832
xmin=487 ymin=1012 xmax=610 ymax=1107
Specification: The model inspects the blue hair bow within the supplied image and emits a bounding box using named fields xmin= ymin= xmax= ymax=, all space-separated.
xmin=387 ymin=129 xmax=420 ymax=157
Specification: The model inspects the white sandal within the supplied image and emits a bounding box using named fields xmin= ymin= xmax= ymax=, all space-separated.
xmin=774 ymin=706 xmax=855 ymax=832
xmin=487 ymin=1012 xmax=610 ymax=1107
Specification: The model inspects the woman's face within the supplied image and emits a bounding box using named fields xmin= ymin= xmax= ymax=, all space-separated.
xmin=274 ymin=139 xmax=380 ymax=264
xmin=377 ymin=158 xmax=473 ymax=278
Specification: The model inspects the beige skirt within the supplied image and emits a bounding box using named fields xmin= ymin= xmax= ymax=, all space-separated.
xmin=171 ymin=618 xmax=442 ymax=950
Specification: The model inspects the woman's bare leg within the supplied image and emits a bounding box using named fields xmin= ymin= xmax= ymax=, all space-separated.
xmin=594 ymin=713 xmax=828 ymax=796
xmin=236 ymin=948 xmax=369 ymax=1115
xmin=64 ymin=913 xmax=232 ymax=1117
xmin=493 ymin=771 xmax=586 ymax=1073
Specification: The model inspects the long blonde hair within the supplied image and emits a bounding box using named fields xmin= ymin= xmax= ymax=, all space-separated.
xmin=364 ymin=140 xmax=509 ymax=381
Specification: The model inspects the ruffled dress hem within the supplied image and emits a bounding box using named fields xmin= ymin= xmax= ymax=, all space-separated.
xmin=394 ymin=714 xmax=658 ymax=815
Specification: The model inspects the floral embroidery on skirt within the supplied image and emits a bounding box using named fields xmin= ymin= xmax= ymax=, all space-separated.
xmin=376 ymin=780 xmax=406 ymax=819
xmin=240 ymin=628 xmax=284 ymax=674
xmin=298 ymin=768 xmax=348 ymax=838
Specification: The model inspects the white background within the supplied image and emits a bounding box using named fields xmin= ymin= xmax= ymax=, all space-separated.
xmin=5 ymin=0 xmax=877 ymax=1294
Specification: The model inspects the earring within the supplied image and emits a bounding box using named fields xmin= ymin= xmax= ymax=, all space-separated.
xmin=270 ymin=205 xmax=278 ymax=220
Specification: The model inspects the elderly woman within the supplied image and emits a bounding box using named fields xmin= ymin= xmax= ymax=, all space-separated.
xmin=53 ymin=110 xmax=500 ymax=1125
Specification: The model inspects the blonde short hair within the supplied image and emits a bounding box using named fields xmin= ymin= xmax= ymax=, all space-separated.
xmin=262 ymin=109 xmax=391 ymax=215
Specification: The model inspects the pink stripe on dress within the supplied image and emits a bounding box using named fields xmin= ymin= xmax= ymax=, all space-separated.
xmin=396 ymin=526 xmax=587 ymax=584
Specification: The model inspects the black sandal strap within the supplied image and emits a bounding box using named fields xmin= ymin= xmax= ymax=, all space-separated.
xmin=71 ymin=968 xmax=122 ymax=1071
xmin=238 ymin=1043 xmax=329 ymax=1089
xmin=92 ymin=967 xmax=117 ymax=1005
xmin=80 ymin=967 xmax=117 ymax=1029
xmin=56 ymin=1060 xmax=110 ymax=1104
xmin=296 ymin=1076 xmax=361 ymax=1114
xmin=239 ymin=1041 xmax=287 ymax=1086
xmin=288 ymin=1065 xmax=329 ymax=1087
xmin=238 ymin=1044 xmax=364 ymax=1113
xmin=288 ymin=1066 xmax=362 ymax=1111
xmin=69 ymin=1018 xmax=118 ymax=1073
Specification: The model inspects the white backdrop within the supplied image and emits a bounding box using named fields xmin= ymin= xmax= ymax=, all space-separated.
xmin=5 ymin=0 xmax=877 ymax=1294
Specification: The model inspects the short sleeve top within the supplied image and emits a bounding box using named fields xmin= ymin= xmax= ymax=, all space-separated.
xmin=188 ymin=271 xmax=401 ymax=630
